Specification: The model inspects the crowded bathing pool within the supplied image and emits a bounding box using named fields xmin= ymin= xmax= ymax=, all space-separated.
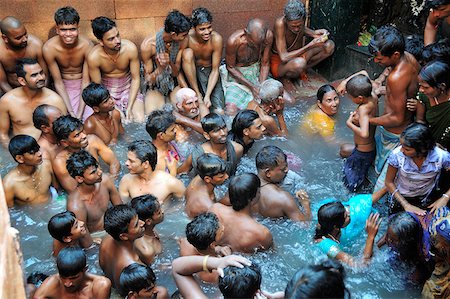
xmin=1 ymin=89 xmax=422 ymax=298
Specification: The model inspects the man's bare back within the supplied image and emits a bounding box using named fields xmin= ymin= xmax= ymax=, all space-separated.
xmin=185 ymin=176 xmax=215 ymax=218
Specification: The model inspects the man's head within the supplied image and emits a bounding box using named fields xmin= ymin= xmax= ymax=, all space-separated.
xmin=53 ymin=115 xmax=87 ymax=149
xmin=146 ymin=110 xmax=177 ymax=142
xmin=16 ymin=58 xmax=46 ymax=90
xmin=1 ymin=16 xmax=28 ymax=49
xmin=164 ymin=10 xmax=191 ymax=42
xmin=131 ymin=194 xmax=164 ymax=227
xmin=201 ymin=113 xmax=228 ymax=144
xmin=8 ymin=134 xmax=42 ymax=165
xmin=125 ymin=140 xmax=157 ymax=174
xmin=54 ymin=6 xmax=80 ymax=46
xmin=82 ymin=82 xmax=115 ymax=113
xmin=245 ymin=19 xmax=267 ymax=46
xmin=231 ymin=109 xmax=265 ymax=142
xmin=259 ymin=79 xmax=284 ymax=115
xmin=56 ymin=247 xmax=88 ymax=293
xmin=229 ymin=173 xmax=260 ymax=211
xmin=48 ymin=211 xmax=86 ymax=243
xmin=119 ymin=263 xmax=158 ymax=299
xmin=66 ymin=150 xmax=102 ymax=185
xmin=256 ymin=146 xmax=288 ymax=183
xmin=284 ymin=0 xmax=306 ymax=34
xmin=196 ymin=153 xmax=228 ymax=184
xmin=104 ymin=204 xmax=145 ymax=241
xmin=33 ymin=104 xmax=63 ymax=134
xmin=368 ymin=25 xmax=405 ymax=67
xmin=175 ymin=88 xmax=200 ymax=119
xmin=218 ymin=263 xmax=261 ymax=298
xmin=427 ymin=0 xmax=450 ymax=19
xmin=186 ymin=212 xmax=224 ymax=251
xmin=192 ymin=7 xmax=213 ymax=41
xmin=346 ymin=74 xmax=372 ymax=104
xmin=91 ymin=16 xmax=121 ymax=51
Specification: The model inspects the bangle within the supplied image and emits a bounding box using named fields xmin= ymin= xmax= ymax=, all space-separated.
xmin=202 ymin=255 xmax=210 ymax=272
xmin=442 ymin=194 xmax=450 ymax=199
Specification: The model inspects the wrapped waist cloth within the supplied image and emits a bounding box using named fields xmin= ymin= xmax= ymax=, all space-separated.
xmin=62 ymin=78 xmax=93 ymax=121
xmin=101 ymin=73 xmax=144 ymax=113
xmin=222 ymin=62 xmax=260 ymax=110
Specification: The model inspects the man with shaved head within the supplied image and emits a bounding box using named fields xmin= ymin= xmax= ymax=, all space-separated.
xmin=223 ymin=18 xmax=274 ymax=115
xmin=0 ymin=16 xmax=48 ymax=93
xmin=33 ymin=104 xmax=64 ymax=160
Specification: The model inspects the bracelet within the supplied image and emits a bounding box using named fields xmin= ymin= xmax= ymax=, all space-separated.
xmin=442 ymin=194 xmax=450 ymax=199
xmin=202 ymin=255 xmax=210 ymax=272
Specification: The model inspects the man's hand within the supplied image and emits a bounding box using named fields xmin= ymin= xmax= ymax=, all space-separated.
xmin=216 ymin=255 xmax=252 ymax=277
xmin=312 ymin=29 xmax=329 ymax=38
xmin=214 ymin=245 xmax=232 ymax=257
xmin=274 ymin=97 xmax=285 ymax=115
xmin=406 ymin=98 xmax=418 ymax=112
xmin=203 ymin=95 xmax=212 ymax=108
xmin=295 ymin=190 xmax=310 ymax=205
xmin=156 ymin=52 xmax=170 ymax=69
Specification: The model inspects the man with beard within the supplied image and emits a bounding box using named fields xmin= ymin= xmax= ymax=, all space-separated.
xmin=52 ymin=115 xmax=120 ymax=193
xmin=43 ymin=6 xmax=94 ymax=120
xmin=182 ymin=7 xmax=225 ymax=114
xmin=0 ymin=16 xmax=48 ymax=93
xmin=88 ymin=17 xmax=145 ymax=122
xmin=0 ymin=58 xmax=66 ymax=147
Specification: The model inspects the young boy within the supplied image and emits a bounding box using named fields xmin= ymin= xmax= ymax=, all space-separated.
xmin=119 ymin=263 xmax=169 ymax=299
xmin=48 ymin=210 xmax=92 ymax=256
xmin=342 ymin=74 xmax=378 ymax=191
xmin=82 ymin=82 xmax=124 ymax=145
xmin=130 ymin=194 xmax=164 ymax=265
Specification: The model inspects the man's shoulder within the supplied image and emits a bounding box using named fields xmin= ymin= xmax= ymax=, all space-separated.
xmin=122 ymin=39 xmax=138 ymax=50
xmin=0 ymin=87 xmax=22 ymax=101
xmin=274 ymin=16 xmax=285 ymax=30
xmin=3 ymin=168 xmax=19 ymax=185
xmin=43 ymin=36 xmax=60 ymax=50
xmin=87 ymin=44 xmax=103 ymax=59
xmin=91 ymin=273 xmax=112 ymax=288
xmin=27 ymin=33 xmax=43 ymax=47
xmin=42 ymin=87 xmax=63 ymax=98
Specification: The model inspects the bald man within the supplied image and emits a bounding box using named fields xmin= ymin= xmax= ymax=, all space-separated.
xmin=0 ymin=16 xmax=48 ymax=93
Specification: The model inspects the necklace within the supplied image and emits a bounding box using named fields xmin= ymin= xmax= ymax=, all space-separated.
xmin=17 ymin=166 xmax=42 ymax=191
xmin=104 ymin=49 xmax=120 ymax=63
xmin=326 ymin=234 xmax=340 ymax=244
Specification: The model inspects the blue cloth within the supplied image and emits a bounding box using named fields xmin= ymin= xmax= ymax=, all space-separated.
xmin=343 ymin=148 xmax=376 ymax=192
xmin=317 ymin=237 xmax=341 ymax=258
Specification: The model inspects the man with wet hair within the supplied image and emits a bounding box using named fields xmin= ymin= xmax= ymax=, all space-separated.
xmin=66 ymin=150 xmax=122 ymax=240
xmin=0 ymin=16 xmax=48 ymax=93
xmin=229 ymin=109 xmax=266 ymax=154
xmin=33 ymin=104 xmax=63 ymax=160
xmin=34 ymin=247 xmax=111 ymax=299
xmin=3 ymin=135 xmax=57 ymax=207
xmin=52 ymin=115 xmax=120 ymax=192
xmin=0 ymin=58 xmax=67 ymax=147
xmin=88 ymin=16 xmax=145 ymax=121
xmin=210 ymin=173 xmax=273 ymax=253
xmin=185 ymin=154 xmax=229 ymax=218
xmin=131 ymin=194 xmax=164 ymax=265
xmin=246 ymin=78 xmax=288 ymax=136
xmin=43 ymin=6 xmax=93 ymax=119
xmin=141 ymin=10 xmax=191 ymax=112
xmin=224 ymin=18 xmax=273 ymax=114
xmin=48 ymin=210 xmax=92 ymax=257
xmin=255 ymin=145 xmax=311 ymax=222
xmin=272 ymin=0 xmax=334 ymax=96
xmin=119 ymin=263 xmax=169 ymax=299
xmin=182 ymin=7 xmax=225 ymax=114
xmin=119 ymin=140 xmax=185 ymax=204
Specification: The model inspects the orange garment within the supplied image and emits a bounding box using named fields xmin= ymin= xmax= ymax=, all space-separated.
xmin=270 ymin=52 xmax=282 ymax=78
xmin=301 ymin=106 xmax=335 ymax=138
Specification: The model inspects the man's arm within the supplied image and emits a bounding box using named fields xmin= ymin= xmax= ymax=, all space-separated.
xmin=92 ymin=277 xmax=112 ymax=299
xmin=87 ymin=50 xmax=102 ymax=84
xmin=52 ymin=158 xmax=77 ymax=192
xmin=33 ymin=276 xmax=58 ymax=299
xmin=3 ymin=176 xmax=15 ymax=207
xmin=77 ymin=45 xmax=93 ymax=118
xmin=173 ymin=111 xmax=204 ymax=134
xmin=105 ymin=175 xmax=123 ymax=205
xmin=0 ymin=98 xmax=11 ymax=147
xmin=67 ymin=196 xmax=88 ymax=225
xmin=0 ymin=63 xmax=13 ymax=93
xmin=140 ymin=39 xmax=156 ymax=85
xmin=126 ymin=42 xmax=141 ymax=120
xmin=118 ymin=177 xmax=131 ymax=203
xmin=34 ymin=38 xmax=49 ymax=86
xmin=169 ymin=176 xmax=186 ymax=199
xmin=346 ymin=107 xmax=371 ymax=139
xmin=92 ymin=136 xmax=121 ymax=179
xmin=259 ymin=30 xmax=273 ymax=83
xmin=203 ymin=34 xmax=223 ymax=107
xmin=279 ymin=191 xmax=310 ymax=221
xmin=424 ymin=12 xmax=439 ymax=46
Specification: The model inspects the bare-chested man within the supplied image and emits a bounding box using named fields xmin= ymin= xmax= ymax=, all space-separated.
xmin=0 ymin=16 xmax=48 ymax=93
xmin=43 ymin=7 xmax=93 ymax=120
xmin=34 ymin=247 xmax=111 ymax=299
xmin=224 ymin=18 xmax=273 ymax=114
xmin=66 ymin=150 xmax=122 ymax=239
xmin=32 ymin=104 xmax=63 ymax=160
xmin=52 ymin=115 xmax=120 ymax=193
xmin=119 ymin=140 xmax=186 ymax=204
xmin=209 ymin=173 xmax=273 ymax=253
xmin=141 ymin=10 xmax=191 ymax=112
xmin=367 ymin=25 xmax=420 ymax=191
xmin=0 ymin=58 xmax=67 ymax=147
xmin=3 ymin=135 xmax=57 ymax=207
xmin=88 ymin=17 xmax=144 ymax=122
xmin=255 ymin=145 xmax=311 ymax=222
xmin=185 ymin=154 xmax=229 ymax=218
xmin=271 ymin=0 xmax=334 ymax=96
xmin=182 ymin=7 xmax=225 ymax=114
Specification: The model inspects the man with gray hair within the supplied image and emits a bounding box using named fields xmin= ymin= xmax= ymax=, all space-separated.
xmin=246 ymin=79 xmax=288 ymax=136
xmin=271 ymin=0 xmax=334 ymax=95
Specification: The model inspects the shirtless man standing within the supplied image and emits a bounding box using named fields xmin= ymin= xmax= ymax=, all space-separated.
xmin=43 ymin=7 xmax=93 ymax=120
xmin=3 ymin=135 xmax=57 ymax=207
xmin=88 ymin=17 xmax=144 ymax=122
xmin=182 ymin=7 xmax=225 ymax=114
xmin=255 ymin=145 xmax=311 ymax=222
xmin=367 ymin=25 xmax=420 ymax=190
xmin=119 ymin=140 xmax=186 ymax=204
xmin=0 ymin=58 xmax=66 ymax=147
xmin=209 ymin=173 xmax=273 ymax=253
xmin=141 ymin=10 xmax=191 ymax=112
xmin=271 ymin=0 xmax=334 ymax=95
xmin=66 ymin=150 xmax=122 ymax=239
xmin=32 ymin=104 xmax=63 ymax=160
xmin=52 ymin=115 xmax=120 ymax=192
xmin=0 ymin=16 xmax=47 ymax=93
xmin=224 ymin=18 xmax=273 ymax=114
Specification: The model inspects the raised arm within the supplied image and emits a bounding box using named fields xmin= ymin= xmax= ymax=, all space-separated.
xmin=424 ymin=11 xmax=439 ymax=46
